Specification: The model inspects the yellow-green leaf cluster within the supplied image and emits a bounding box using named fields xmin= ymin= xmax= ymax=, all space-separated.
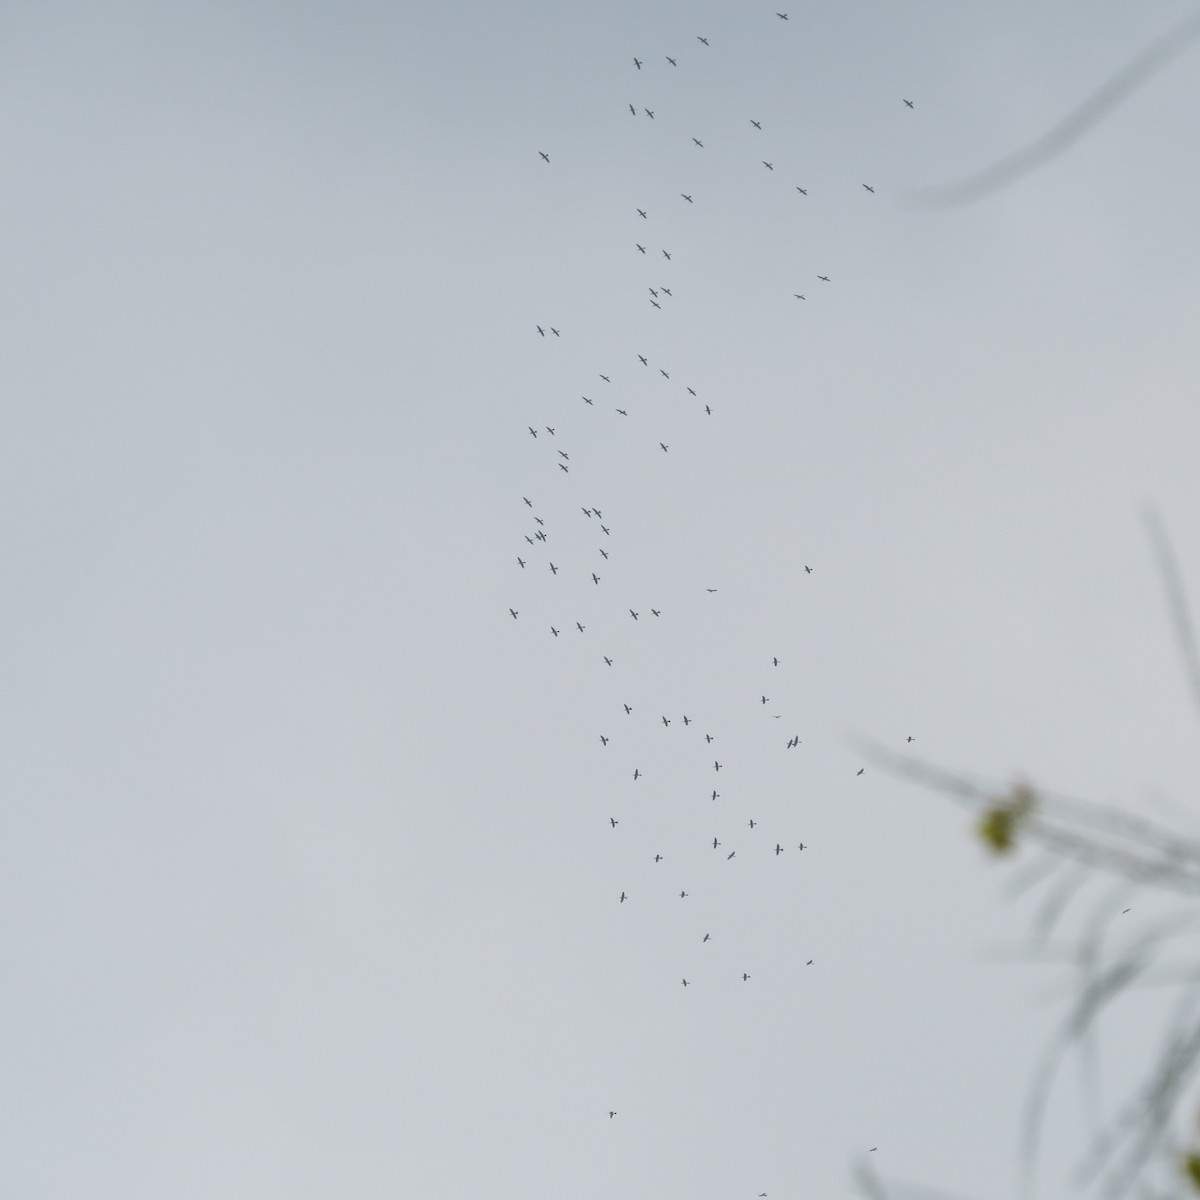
xmin=976 ymin=783 xmax=1037 ymax=856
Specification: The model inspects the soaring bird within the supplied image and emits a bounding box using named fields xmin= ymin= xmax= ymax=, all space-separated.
xmin=638 ymin=354 xmax=648 ymax=364
xmin=600 ymin=735 xmax=608 ymax=745
xmin=862 ymin=183 xmax=875 ymax=193
xmin=795 ymin=186 xmax=807 ymax=195
xmin=610 ymin=817 xmax=619 ymax=828
xmin=637 ymin=208 xmax=647 ymax=218
xmin=666 ymin=56 xmax=677 ymax=65
xmin=522 ymin=496 xmax=533 ymax=506
xmin=681 ymin=193 xmax=693 ymax=203
xmin=763 ymin=161 xmax=774 ymax=170
xmin=644 ymin=109 xmax=655 ymax=118
xmin=903 ymin=98 xmax=914 ymax=108
xmin=697 ymin=35 xmax=709 ymax=44
xmin=692 ymin=137 xmax=704 ymax=147
xmin=630 ymin=610 xmax=639 ymax=620
xmin=857 ymin=768 xmax=865 ymax=776
xmin=751 ymin=119 xmax=762 ymax=129
xmin=818 ymin=275 xmax=830 ymax=282
xmin=804 ymin=565 xmax=813 ymax=573
xmin=592 ymin=573 xmax=601 ymax=585
xmin=775 ymin=844 xmax=784 ymax=855
xmin=604 ymin=656 xmax=613 ymax=666
xmin=633 ymin=768 xmax=640 ymax=780
xmin=509 ymin=609 xmax=518 ymax=619
xmin=636 ymin=244 xmax=646 ymax=254
xmin=629 ymin=103 xmax=636 ymax=115
xmin=538 ymin=151 xmax=550 ymax=162
xmin=517 ymin=557 xmax=525 ymax=568
xmin=633 ymin=57 xmax=642 ymax=69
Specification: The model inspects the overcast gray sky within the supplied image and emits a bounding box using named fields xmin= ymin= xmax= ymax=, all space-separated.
xmin=3 ymin=2 xmax=1200 ymax=1197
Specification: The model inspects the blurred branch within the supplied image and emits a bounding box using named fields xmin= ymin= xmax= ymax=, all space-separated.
xmin=908 ymin=8 xmax=1200 ymax=206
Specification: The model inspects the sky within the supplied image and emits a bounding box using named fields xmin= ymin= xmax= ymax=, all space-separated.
xmin=2 ymin=1 xmax=1200 ymax=1197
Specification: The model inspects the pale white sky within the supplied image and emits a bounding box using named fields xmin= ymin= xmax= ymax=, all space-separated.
xmin=2 ymin=2 xmax=1199 ymax=1197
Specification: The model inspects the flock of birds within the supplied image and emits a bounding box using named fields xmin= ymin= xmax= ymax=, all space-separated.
xmin=510 ymin=16 xmax=919 ymax=1177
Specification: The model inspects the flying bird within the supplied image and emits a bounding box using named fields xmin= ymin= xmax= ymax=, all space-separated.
xmin=726 ymin=850 xmax=735 ymax=860
xmin=773 ymin=657 xmax=779 ymax=666
xmin=559 ymin=463 xmax=569 ymax=472
xmin=582 ymin=396 xmax=593 ymax=405
xmin=906 ymin=735 xmax=915 ymax=743
xmin=705 ymin=733 xmax=714 ymax=742
xmin=661 ymin=286 xmax=672 ymax=295
xmin=644 ymin=109 xmax=654 ymax=118
xmin=629 ymin=103 xmax=636 ymax=115
xmin=712 ymin=837 xmax=721 ymax=849
xmin=615 ymin=408 xmax=628 ymax=415
xmin=662 ymin=249 xmax=671 ymax=260
xmin=714 ymin=761 xmax=723 ymax=772
xmin=655 ymin=854 xmax=663 ymax=862
xmin=686 ymin=386 xmax=696 ymax=395
xmin=712 ymin=790 xmax=720 ymax=800
xmin=623 ymin=703 xmax=632 ymax=714
xmin=818 ymin=275 xmax=830 ymax=282
xmin=509 ymin=609 xmax=518 ymax=619
xmin=763 ymin=161 xmax=774 ymax=170
xmin=903 ymin=98 xmax=914 ymax=108
xmin=682 ymin=193 xmax=693 ymax=203
xmin=550 ymin=626 xmax=559 ymax=637
xmin=636 ymin=244 xmax=646 ymax=253
xmin=637 ymin=208 xmax=647 ymax=218
xmin=633 ymin=768 xmax=640 ymax=780
xmin=538 ymin=152 xmax=550 ymax=162
xmin=787 ymin=736 xmax=800 ymax=748
xmin=666 ymin=56 xmax=677 ymax=65
xmin=660 ymin=369 xmax=670 ymax=378
xmin=618 ymin=893 xmax=626 ymax=903
xmin=761 ymin=695 xmax=770 ymax=705
xmin=650 ymin=299 xmax=661 ymax=308
xmin=697 ymin=35 xmax=708 ymax=44
xmin=703 ymin=933 xmax=710 ymax=942
xmin=600 ymin=374 xmax=610 ymax=382
xmin=610 ymin=817 xmax=619 ymax=828
xmin=651 ymin=609 xmax=660 ymax=616
xmin=775 ymin=844 xmax=784 ymax=855
xmin=662 ymin=716 xmax=671 ymax=727
xmin=630 ymin=610 xmax=639 ymax=620
xmin=638 ymin=354 xmax=648 ymax=364
xmin=592 ymin=573 xmax=601 ymax=584
xmin=660 ymin=443 xmax=669 ymax=452
xmin=536 ymin=325 xmax=545 ymax=336
xmin=550 ymin=328 xmax=560 ymax=336
xmin=604 ymin=656 xmax=613 ymax=666
xmin=523 ymin=496 xmax=532 ymax=506
xmin=517 ymin=557 xmax=525 ymax=568
xmin=804 ymin=565 xmax=813 ymax=573
xmin=679 ymin=891 xmax=688 ymax=899
xmin=576 ymin=622 xmax=585 ymax=633
xmin=862 ymin=183 xmax=875 ymax=192
xmin=549 ymin=562 xmax=558 ymax=574
xmin=682 ymin=977 xmax=690 ymax=985
xmin=600 ymin=735 xmax=609 ymax=745
xmin=545 ymin=426 xmax=555 ymax=435
xmin=795 ymin=186 xmax=807 ymax=195
xmin=751 ymin=119 xmax=762 ymax=129
xmin=794 ymin=294 xmax=806 ymax=300
xmin=857 ymin=768 xmax=865 ymax=776
xmin=748 ymin=819 xmax=756 ymax=828
xmin=692 ymin=138 xmax=704 ymax=147
xmin=633 ymin=57 xmax=642 ymax=69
